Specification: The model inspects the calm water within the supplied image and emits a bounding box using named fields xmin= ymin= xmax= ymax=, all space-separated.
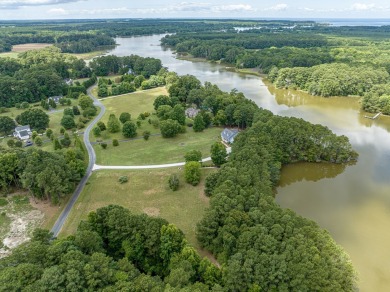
xmin=106 ymin=35 xmax=390 ymax=291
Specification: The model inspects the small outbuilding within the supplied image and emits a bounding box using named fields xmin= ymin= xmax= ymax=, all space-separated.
xmin=14 ymin=125 xmax=32 ymax=140
xmin=221 ymin=128 xmax=239 ymax=144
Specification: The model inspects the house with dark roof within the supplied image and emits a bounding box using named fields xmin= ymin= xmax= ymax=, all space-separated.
xmin=221 ymin=128 xmax=239 ymax=144
xmin=13 ymin=125 xmax=32 ymax=140
xmin=48 ymin=96 xmax=63 ymax=104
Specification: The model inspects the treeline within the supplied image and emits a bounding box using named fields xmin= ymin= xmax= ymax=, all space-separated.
xmin=362 ymin=84 xmax=390 ymax=114
xmin=0 ymin=146 xmax=86 ymax=204
xmin=0 ymin=205 xmax=222 ymax=290
xmin=269 ymin=63 xmax=389 ymax=97
xmin=90 ymin=54 xmax=162 ymax=77
xmin=55 ymin=34 xmax=115 ymax=54
xmin=0 ymin=34 xmax=55 ymax=53
xmin=0 ymin=47 xmax=92 ymax=107
xmin=196 ymin=107 xmax=357 ymax=290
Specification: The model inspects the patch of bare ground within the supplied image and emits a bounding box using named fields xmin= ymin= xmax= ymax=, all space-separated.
xmin=143 ymin=207 xmax=160 ymax=217
xmin=0 ymin=195 xmax=45 ymax=258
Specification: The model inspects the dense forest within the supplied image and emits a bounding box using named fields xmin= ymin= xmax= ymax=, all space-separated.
xmin=159 ymin=22 xmax=390 ymax=112
xmin=0 ymin=206 xmax=222 ymax=290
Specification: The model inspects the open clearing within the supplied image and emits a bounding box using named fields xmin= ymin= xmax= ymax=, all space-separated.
xmin=94 ymin=127 xmax=221 ymax=165
xmin=0 ymin=194 xmax=65 ymax=258
xmin=61 ymin=168 xmax=216 ymax=254
xmin=0 ymin=43 xmax=53 ymax=58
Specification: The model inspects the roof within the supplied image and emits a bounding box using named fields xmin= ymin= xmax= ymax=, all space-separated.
xmin=18 ymin=130 xmax=30 ymax=138
xmin=221 ymin=128 xmax=239 ymax=143
xmin=15 ymin=125 xmax=31 ymax=132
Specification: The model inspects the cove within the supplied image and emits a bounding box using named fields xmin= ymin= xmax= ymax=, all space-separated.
xmin=105 ymin=35 xmax=390 ymax=291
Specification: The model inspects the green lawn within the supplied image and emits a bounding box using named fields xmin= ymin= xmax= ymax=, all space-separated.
xmin=60 ymin=168 xmax=215 ymax=252
xmin=92 ymin=87 xmax=222 ymax=165
xmin=94 ymin=127 xmax=221 ymax=165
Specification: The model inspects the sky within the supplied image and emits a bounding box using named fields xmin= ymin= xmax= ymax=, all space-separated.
xmin=1 ymin=0 xmax=390 ymax=20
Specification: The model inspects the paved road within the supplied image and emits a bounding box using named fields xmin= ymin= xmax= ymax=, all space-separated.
xmin=50 ymin=85 xmax=105 ymax=237
xmin=93 ymin=148 xmax=231 ymax=171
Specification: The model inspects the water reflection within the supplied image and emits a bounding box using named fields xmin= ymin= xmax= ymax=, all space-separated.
xmin=105 ymin=35 xmax=390 ymax=291
xmin=277 ymin=162 xmax=349 ymax=188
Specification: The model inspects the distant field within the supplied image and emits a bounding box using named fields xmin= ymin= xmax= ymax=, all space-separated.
xmin=0 ymin=43 xmax=53 ymax=58
xmin=60 ymin=168 xmax=216 ymax=253
xmin=11 ymin=43 xmax=53 ymax=52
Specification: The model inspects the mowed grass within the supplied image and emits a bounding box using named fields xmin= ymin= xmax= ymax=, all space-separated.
xmin=94 ymin=127 xmax=221 ymax=165
xmin=61 ymin=168 xmax=215 ymax=251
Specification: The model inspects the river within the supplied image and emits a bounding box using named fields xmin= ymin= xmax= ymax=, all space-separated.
xmin=105 ymin=35 xmax=390 ymax=291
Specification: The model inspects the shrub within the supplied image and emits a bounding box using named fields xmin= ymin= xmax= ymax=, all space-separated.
xmin=168 ymin=174 xmax=180 ymax=191
xmin=15 ymin=140 xmax=23 ymax=148
xmin=119 ymin=112 xmax=131 ymax=124
xmin=107 ymin=114 xmax=121 ymax=133
xmin=118 ymin=176 xmax=128 ymax=184
xmin=34 ymin=136 xmax=43 ymax=147
xmin=122 ymin=121 xmax=137 ymax=138
xmin=184 ymin=150 xmax=202 ymax=162
xmin=93 ymin=126 xmax=101 ymax=137
xmin=160 ymin=119 xmax=181 ymax=138
xmin=7 ymin=139 xmax=15 ymax=148
xmin=60 ymin=127 xmax=66 ymax=135
xmin=77 ymin=122 xmax=85 ymax=129
xmin=46 ymin=129 xmax=53 ymax=138
xmin=143 ymin=131 xmax=151 ymax=141
xmin=184 ymin=161 xmax=201 ymax=186
xmin=61 ymin=115 xmax=76 ymax=130
xmin=136 ymin=120 xmax=141 ymax=127
xmin=113 ymin=139 xmax=119 ymax=146
xmin=97 ymin=121 xmax=106 ymax=131
xmin=100 ymin=142 xmax=108 ymax=149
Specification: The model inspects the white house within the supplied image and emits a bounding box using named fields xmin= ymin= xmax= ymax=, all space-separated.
xmin=13 ymin=125 xmax=32 ymax=140
xmin=48 ymin=95 xmax=63 ymax=104
xmin=221 ymin=128 xmax=239 ymax=144
xmin=64 ymin=78 xmax=73 ymax=86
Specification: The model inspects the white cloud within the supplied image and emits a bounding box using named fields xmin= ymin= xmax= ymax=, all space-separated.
xmin=0 ymin=0 xmax=84 ymax=9
xmin=351 ymin=3 xmax=376 ymax=11
xmin=265 ymin=4 xmax=288 ymax=11
xmin=47 ymin=2 xmax=256 ymax=16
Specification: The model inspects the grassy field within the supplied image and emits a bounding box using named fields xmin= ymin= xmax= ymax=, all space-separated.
xmin=0 ymin=43 xmax=52 ymax=59
xmin=91 ymin=87 xmax=222 ymax=165
xmin=94 ymin=127 xmax=221 ymax=165
xmin=60 ymin=168 xmax=215 ymax=252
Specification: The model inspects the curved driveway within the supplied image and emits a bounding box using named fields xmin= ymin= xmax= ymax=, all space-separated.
xmin=50 ymin=86 xmax=230 ymax=237
xmin=51 ymin=86 xmax=105 ymax=237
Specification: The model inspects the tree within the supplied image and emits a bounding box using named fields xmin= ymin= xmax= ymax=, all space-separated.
xmin=31 ymin=131 xmax=38 ymax=141
xmin=79 ymin=94 xmax=94 ymax=110
xmin=61 ymin=115 xmax=76 ymax=130
xmin=97 ymin=121 xmax=106 ymax=131
xmin=184 ymin=161 xmax=201 ymax=186
xmin=170 ymin=104 xmax=186 ymax=125
xmin=73 ymin=106 xmax=81 ymax=116
xmin=112 ymin=139 xmax=119 ymax=146
xmin=54 ymin=138 xmax=62 ymax=150
xmin=210 ymin=142 xmax=227 ymax=167
xmin=100 ymin=142 xmax=108 ymax=149
xmin=168 ymin=174 xmax=180 ymax=191
xmin=119 ymin=112 xmax=131 ymax=124
xmin=122 ymin=121 xmax=137 ymax=138
xmin=7 ymin=139 xmax=15 ymax=148
xmin=93 ymin=126 xmax=101 ymax=137
xmin=157 ymin=105 xmax=173 ymax=120
xmin=184 ymin=150 xmax=202 ymax=162
xmin=64 ymin=108 xmax=74 ymax=117
xmin=15 ymin=140 xmax=23 ymax=148
xmin=34 ymin=136 xmax=43 ymax=147
xmin=107 ymin=114 xmax=121 ymax=133
xmin=46 ymin=128 xmax=53 ymax=138
xmin=153 ymin=95 xmax=172 ymax=110
xmin=193 ymin=114 xmax=205 ymax=132
xmin=0 ymin=116 xmax=16 ymax=135
xmin=16 ymin=109 xmax=49 ymax=130
xmin=160 ymin=119 xmax=181 ymax=138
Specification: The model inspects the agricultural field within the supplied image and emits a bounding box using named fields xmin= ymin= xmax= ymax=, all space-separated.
xmin=0 ymin=43 xmax=52 ymax=58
